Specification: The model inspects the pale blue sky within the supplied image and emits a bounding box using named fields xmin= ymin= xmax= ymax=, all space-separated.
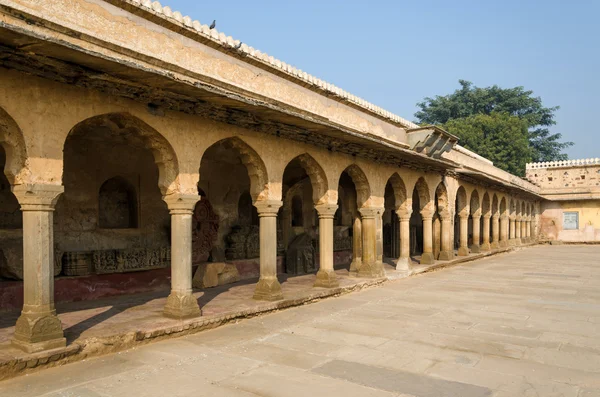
xmin=166 ymin=0 xmax=599 ymax=159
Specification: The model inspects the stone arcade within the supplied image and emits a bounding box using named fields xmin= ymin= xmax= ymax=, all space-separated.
xmin=0 ymin=0 xmax=549 ymax=353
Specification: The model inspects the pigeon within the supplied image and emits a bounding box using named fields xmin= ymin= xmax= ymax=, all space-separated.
xmin=209 ymin=20 xmax=216 ymax=29
xmin=234 ymin=42 xmax=243 ymax=50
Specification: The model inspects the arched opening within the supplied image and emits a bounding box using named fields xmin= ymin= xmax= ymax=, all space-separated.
xmin=0 ymin=146 xmax=23 ymax=281
xmin=481 ymin=192 xmax=491 ymax=248
xmin=0 ymin=107 xmax=27 ymax=284
xmin=470 ymin=190 xmax=481 ymax=250
xmin=280 ymin=154 xmax=327 ymax=275
xmin=56 ymin=113 xmax=174 ymax=283
xmin=337 ymin=170 xmax=359 ymax=271
xmin=454 ymin=186 xmax=468 ymax=255
xmin=434 ymin=182 xmax=450 ymax=260
xmin=98 ymin=176 xmax=138 ymax=229
xmin=383 ymin=173 xmax=407 ymax=262
xmin=410 ymin=177 xmax=430 ymax=260
xmin=201 ymin=138 xmax=268 ymax=282
xmin=491 ymin=194 xmax=499 ymax=246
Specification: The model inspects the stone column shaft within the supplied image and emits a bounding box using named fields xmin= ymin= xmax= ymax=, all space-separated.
xmin=314 ymin=204 xmax=339 ymax=288
xmin=509 ymin=217 xmax=516 ymax=245
xmin=471 ymin=215 xmax=481 ymax=253
xmin=358 ymin=207 xmax=384 ymax=278
xmin=500 ymin=216 xmax=509 ymax=247
xmin=491 ymin=214 xmax=500 ymax=249
xmin=349 ymin=214 xmax=362 ymax=276
xmin=12 ymin=185 xmax=66 ymax=353
xmin=395 ymin=208 xmax=412 ymax=272
xmin=515 ymin=218 xmax=522 ymax=244
xmin=163 ymin=194 xmax=201 ymax=319
xmin=438 ymin=213 xmax=453 ymax=261
xmin=481 ymin=215 xmax=491 ymax=251
xmin=253 ymin=201 xmax=284 ymax=300
xmin=420 ymin=208 xmax=435 ymax=265
xmin=457 ymin=214 xmax=469 ymax=256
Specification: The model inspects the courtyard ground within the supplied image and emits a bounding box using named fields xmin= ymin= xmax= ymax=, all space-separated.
xmin=1 ymin=245 xmax=599 ymax=396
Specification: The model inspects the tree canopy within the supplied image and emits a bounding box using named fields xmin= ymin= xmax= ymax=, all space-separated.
xmin=415 ymin=80 xmax=572 ymax=175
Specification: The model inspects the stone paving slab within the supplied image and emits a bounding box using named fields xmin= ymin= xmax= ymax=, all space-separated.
xmin=0 ymin=245 xmax=521 ymax=380
xmin=0 ymin=246 xmax=599 ymax=396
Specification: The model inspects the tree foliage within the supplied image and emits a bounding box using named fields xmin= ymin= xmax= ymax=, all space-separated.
xmin=415 ymin=80 xmax=573 ymax=172
xmin=444 ymin=113 xmax=531 ymax=176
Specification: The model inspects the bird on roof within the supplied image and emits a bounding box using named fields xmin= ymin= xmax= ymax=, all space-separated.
xmin=209 ymin=20 xmax=216 ymax=29
xmin=234 ymin=42 xmax=243 ymax=50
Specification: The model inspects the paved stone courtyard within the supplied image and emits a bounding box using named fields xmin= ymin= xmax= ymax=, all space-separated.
xmin=1 ymin=245 xmax=599 ymax=397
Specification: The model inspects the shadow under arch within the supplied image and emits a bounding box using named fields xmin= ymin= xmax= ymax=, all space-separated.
xmin=0 ymin=106 xmax=28 ymax=185
xmin=283 ymin=153 xmax=328 ymax=204
xmin=342 ymin=164 xmax=371 ymax=208
xmin=66 ymin=113 xmax=179 ymax=196
xmin=200 ymin=137 xmax=269 ymax=202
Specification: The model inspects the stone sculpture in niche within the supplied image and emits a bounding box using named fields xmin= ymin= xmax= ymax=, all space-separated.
xmin=285 ymin=233 xmax=315 ymax=275
xmin=191 ymin=197 xmax=219 ymax=264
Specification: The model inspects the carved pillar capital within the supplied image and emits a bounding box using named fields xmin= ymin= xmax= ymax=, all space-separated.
xmin=395 ymin=207 xmax=413 ymax=220
xmin=420 ymin=208 xmax=435 ymax=220
xmin=162 ymin=193 xmax=200 ymax=214
xmin=12 ymin=184 xmax=64 ymax=211
xmin=315 ymin=204 xmax=338 ymax=218
xmin=254 ymin=200 xmax=282 ymax=216
xmin=483 ymin=213 xmax=492 ymax=220
xmin=359 ymin=207 xmax=383 ymax=219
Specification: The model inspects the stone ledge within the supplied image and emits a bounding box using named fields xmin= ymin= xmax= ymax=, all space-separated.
xmin=0 ymin=277 xmax=384 ymax=381
xmin=0 ymin=243 xmax=539 ymax=381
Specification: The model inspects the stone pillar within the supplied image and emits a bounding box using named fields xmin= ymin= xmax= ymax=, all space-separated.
xmin=527 ymin=219 xmax=532 ymax=239
xmin=163 ymin=194 xmax=201 ymax=319
xmin=521 ymin=218 xmax=527 ymax=244
xmin=253 ymin=200 xmax=284 ymax=301
xmin=481 ymin=214 xmax=491 ymax=251
xmin=438 ymin=211 xmax=453 ymax=260
xmin=491 ymin=214 xmax=500 ymax=249
xmin=457 ymin=210 xmax=469 ymax=256
xmin=357 ymin=207 xmax=384 ymax=278
xmin=375 ymin=210 xmax=384 ymax=268
xmin=349 ymin=214 xmax=362 ymax=277
xmin=395 ymin=207 xmax=412 ymax=272
xmin=12 ymin=185 xmax=66 ymax=353
xmin=515 ymin=217 xmax=522 ymax=245
xmin=509 ymin=216 xmax=516 ymax=246
xmin=420 ymin=208 xmax=435 ymax=265
xmin=471 ymin=213 xmax=481 ymax=253
xmin=314 ymin=204 xmax=339 ymax=288
xmin=499 ymin=215 xmax=509 ymax=248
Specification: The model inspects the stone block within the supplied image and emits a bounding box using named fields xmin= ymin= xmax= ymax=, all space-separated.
xmin=192 ymin=262 xmax=240 ymax=289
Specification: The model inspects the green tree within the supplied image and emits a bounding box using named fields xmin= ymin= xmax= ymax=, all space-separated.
xmin=444 ymin=113 xmax=532 ymax=176
xmin=415 ymin=80 xmax=573 ymax=165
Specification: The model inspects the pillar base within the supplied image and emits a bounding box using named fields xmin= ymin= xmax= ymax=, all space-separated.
xmin=12 ymin=312 xmax=66 ymax=353
xmin=348 ymin=258 xmax=361 ymax=278
xmin=357 ymin=260 xmax=385 ymax=278
xmin=163 ymin=292 xmax=201 ymax=319
xmin=457 ymin=247 xmax=469 ymax=256
xmin=395 ymin=257 xmax=411 ymax=272
xmin=480 ymin=242 xmax=491 ymax=251
xmin=420 ymin=252 xmax=435 ymax=265
xmin=253 ymin=277 xmax=284 ymax=301
xmin=515 ymin=239 xmax=522 ymax=246
xmin=490 ymin=242 xmax=500 ymax=249
xmin=508 ymin=239 xmax=516 ymax=246
xmin=314 ymin=270 xmax=339 ymax=288
xmin=499 ymin=240 xmax=509 ymax=248
xmin=470 ymin=244 xmax=481 ymax=253
xmin=438 ymin=251 xmax=453 ymax=261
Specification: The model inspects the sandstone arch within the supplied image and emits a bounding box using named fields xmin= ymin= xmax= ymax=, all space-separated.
xmin=0 ymin=106 xmax=28 ymax=185
xmin=66 ymin=113 xmax=179 ymax=195
xmin=342 ymin=164 xmax=371 ymax=208
xmin=284 ymin=153 xmax=328 ymax=204
xmin=200 ymin=137 xmax=269 ymax=202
